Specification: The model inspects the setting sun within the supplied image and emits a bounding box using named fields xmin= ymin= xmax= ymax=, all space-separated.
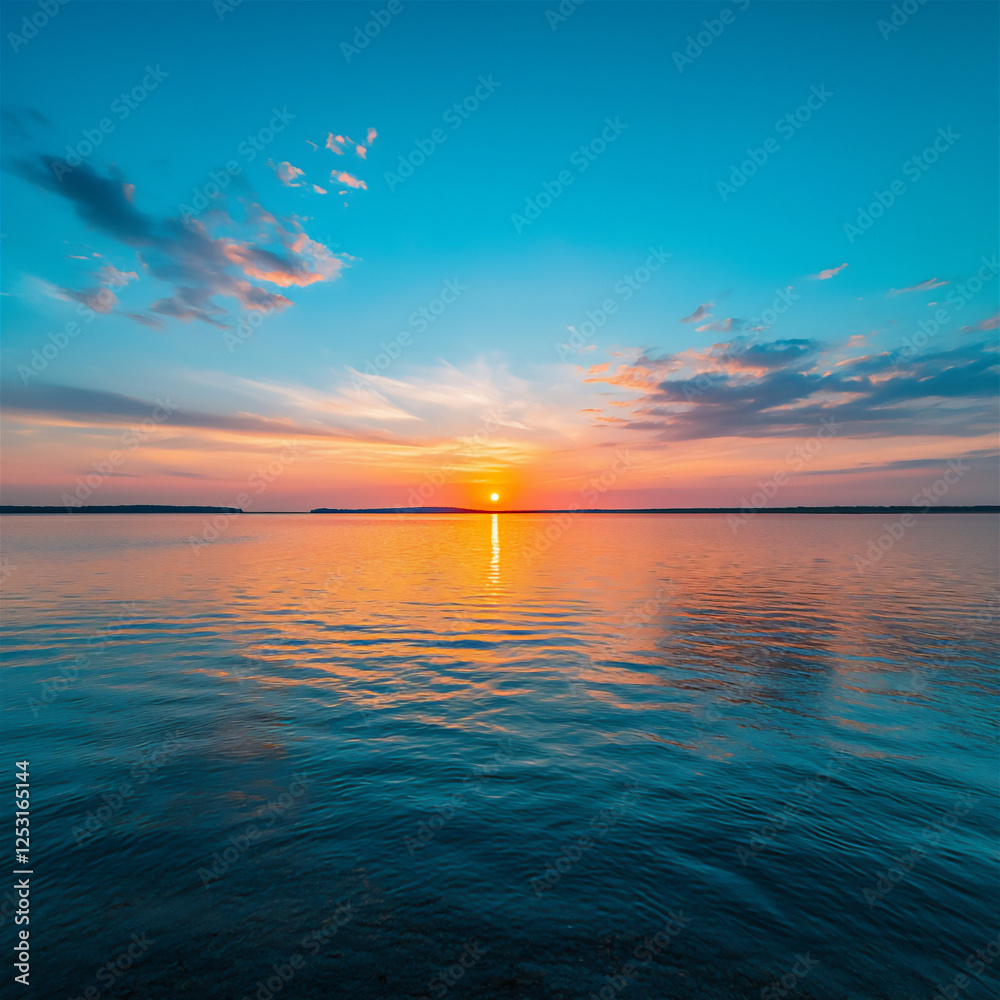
xmin=490 ymin=493 xmax=499 ymax=503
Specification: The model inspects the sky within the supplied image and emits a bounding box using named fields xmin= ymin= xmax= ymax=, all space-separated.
xmin=1 ymin=0 xmax=998 ymax=511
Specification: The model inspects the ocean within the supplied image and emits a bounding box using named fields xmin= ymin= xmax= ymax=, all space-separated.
xmin=2 ymin=512 xmax=997 ymax=999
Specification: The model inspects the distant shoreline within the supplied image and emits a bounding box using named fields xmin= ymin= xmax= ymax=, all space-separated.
xmin=2 ymin=504 xmax=997 ymax=515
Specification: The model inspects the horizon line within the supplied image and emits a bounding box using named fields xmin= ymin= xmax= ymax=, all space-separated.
xmin=2 ymin=504 xmax=998 ymax=516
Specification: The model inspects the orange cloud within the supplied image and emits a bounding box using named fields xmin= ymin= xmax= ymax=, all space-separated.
xmin=332 ymin=170 xmax=367 ymax=190
xmin=223 ymin=243 xmax=331 ymax=289
xmin=273 ymin=161 xmax=306 ymax=187
xmin=813 ymin=262 xmax=848 ymax=280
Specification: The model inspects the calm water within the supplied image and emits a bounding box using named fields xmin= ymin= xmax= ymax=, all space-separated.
xmin=2 ymin=513 xmax=997 ymax=1000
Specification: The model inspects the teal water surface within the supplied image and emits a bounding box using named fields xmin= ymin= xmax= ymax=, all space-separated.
xmin=1 ymin=513 xmax=997 ymax=999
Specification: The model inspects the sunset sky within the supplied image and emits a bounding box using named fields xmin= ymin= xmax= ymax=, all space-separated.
xmin=2 ymin=0 xmax=997 ymax=510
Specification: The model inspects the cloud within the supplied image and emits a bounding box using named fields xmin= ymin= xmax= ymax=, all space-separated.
xmin=0 ymin=382 xmax=365 ymax=442
xmin=98 ymin=264 xmax=139 ymax=287
xmin=312 ymin=184 xmax=327 ymax=195
xmin=10 ymin=157 xmax=347 ymax=329
xmin=366 ymin=127 xmax=377 ymax=145
xmin=681 ymin=302 xmax=713 ymax=323
xmin=695 ymin=318 xmax=739 ymax=333
xmin=582 ymin=336 xmax=998 ymax=441
xmin=960 ymin=313 xmax=999 ymax=333
xmin=331 ymin=170 xmax=367 ymax=190
xmin=797 ymin=452 xmax=999 ymax=477
xmin=325 ymin=133 xmax=345 ymax=154
xmin=124 ymin=312 xmax=164 ymax=330
xmin=272 ymin=160 xmax=306 ymax=187
xmin=36 ymin=262 xmax=140 ymax=316
xmin=813 ymin=262 xmax=848 ymax=280
xmin=887 ymin=278 xmax=949 ymax=296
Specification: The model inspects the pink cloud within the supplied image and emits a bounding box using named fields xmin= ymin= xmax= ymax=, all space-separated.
xmin=325 ymin=134 xmax=345 ymax=154
xmin=887 ymin=278 xmax=949 ymax=296
xmin=366 ymin=127 xmax=377 ymax=145
xmin=222 ymin=243 xmax=333 ymax=289
xmin=98 ymin=265 xmax=139 ymax=287
xmin=681 ymin=303 xmax=713 ymax=324
xmin=273 ymin=161 xmax=306 ymax=187
xmin=312 ymin=184 xmax=327 ymax=194
xmin=356 ymin=145 xmax=366 ymax=158
xmin=696 ymin=318 xmax=734 ymax=333
xmin=960 ymin=313 xmax=999 ymax=333
xmin=332 ymin=170 xmax=367 ymax=190
xmin=813 ymin=262 xmax=848 ymax=280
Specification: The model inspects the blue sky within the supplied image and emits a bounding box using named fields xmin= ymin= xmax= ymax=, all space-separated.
xmin=2 ymin=0 xmax=998 ymax=509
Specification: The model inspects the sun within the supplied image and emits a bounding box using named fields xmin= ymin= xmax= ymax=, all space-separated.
xmin=489 ymin=493 xmax=500 ymax=503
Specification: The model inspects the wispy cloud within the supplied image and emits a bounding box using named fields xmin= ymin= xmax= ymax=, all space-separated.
xmin=681 ymin=302 xmax=713 ymax=324
xmin=961 ymin=312 xmax=999 ymax=333
xmin=11 ymin=157 xmax=348 ymax=329
xmin=812 ymin=262 xmax=848 ymax=280
xmin=582 ymin=336 xmax=998 ymax=441
xmin=887 ymin=278 xmax=949 ymax=296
